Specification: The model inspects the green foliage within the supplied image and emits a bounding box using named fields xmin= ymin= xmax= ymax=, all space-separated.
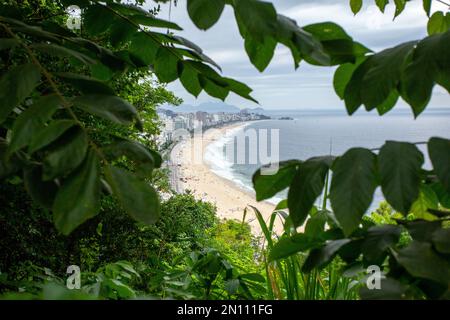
xmin=1 ymin=0 xmax=449 ymax=301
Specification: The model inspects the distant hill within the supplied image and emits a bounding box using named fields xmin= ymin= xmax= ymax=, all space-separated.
xmin=242 ymin=107 xmax=265 ymax=113
xmin=159 ymin=102 xmax=241 ymax=113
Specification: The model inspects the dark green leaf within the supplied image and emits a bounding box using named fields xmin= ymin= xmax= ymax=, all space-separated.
xmin=24 ymin=166 xmax=58 ymax=209
xmin=235 ymin=0 xmax=277 ymax=39
xmin=154 ymin=47 xmax=179 ymax=83
xmin=31 ymin=43 xmax=96 ymax=65
xmin=361 ymin=225 xmax=401 ymax=263
xmin=333 ymin=60 xmax=362 ymax=99
xmin=395 ymin=241 xmax=450 ymax=285
xmin=187 ymin=0 xmax=225 ymax=30
xmin=432 ymin=228 xmax=450 ymax=254
xmin=0 ymin=64 xmax=40 ymax=124
xmin=376 ymin=89 xmax=399 ymax=115
xmin=423 ymin=0 xmax=432 ymax=16
xmin=330 ymin=148 xmax=377 ymax=236
xmin=302 ymin=239 xmax=351 ymax=272
xmin=288 ymin=160 xmax=329 ymax=228
xmin=269 ymin=233 xmax=322 ymax=261
xmin=74 ymin=95 xmax=139 ymax=127
xmin=244 ymin=35 xmax=276 ymax=72
xmin=252 ymin=160 xmax=301 ymax=201
xmin=28 ymin=120 xmax=76 ymax=154
xmin=105 ymin=140 xmax=159 ymax=176
xmin=129 ymin=32 xmax=159 ymax=65
xmin=427 ymin=12 xmax=450 ymax=35
xmin=378 ymin=141 xmax=424 ymax=214
xmin=8 ymin=95 xmax=61 ymax=155
xmin=200 ymin=76 xmax=229 ymax=101
xmin=42 ymin=127 xmax=88 ymax=180
xmin=56 ymin=73 xmax=115 ymax=95
xmin=404 ymin=220 xmax=441 ymax=242
xmin=83 ymin=4 xmax=116 ymax=35
xmin=53 ymin=150 xmax=101 ymax=235
xmin=106 ymin=165 xmax=160 ymax=225
xmin=401 ymin=32 xmax=450 ymax=116
xmin=428 ymin=137 xmax=450 ymax=193
xmin=360 ymin=278 xmax=409 ymax=300
xmin=360 ymin=42 xmax=416 ymax=110
xmin=179 ymin=62 xmax=202 ymax=97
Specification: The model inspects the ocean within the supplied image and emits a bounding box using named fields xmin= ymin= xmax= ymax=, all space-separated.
xmin=204 ymin=108 xmax=450 ymax=212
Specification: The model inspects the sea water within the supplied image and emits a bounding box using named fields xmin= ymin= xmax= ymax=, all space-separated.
xmin=204 ymin=108 xmax=450 ymax=212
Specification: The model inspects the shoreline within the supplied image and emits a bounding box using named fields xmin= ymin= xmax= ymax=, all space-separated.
xmin=169 ymin=121 xmax=284 ymax=235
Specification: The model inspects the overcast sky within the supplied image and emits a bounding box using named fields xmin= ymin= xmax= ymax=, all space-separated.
xmin=145 ymin=0 xmax=449 ymax=110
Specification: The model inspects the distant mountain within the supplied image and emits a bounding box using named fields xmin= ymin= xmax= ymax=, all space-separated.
xmin=159 ymin=102 xmax=241 ymax=113
xmin=242 ymin=107 xmax=265 ymax=113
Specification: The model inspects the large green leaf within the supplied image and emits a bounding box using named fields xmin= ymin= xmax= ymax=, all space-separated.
xmin=360 ymin=42 xmax=416 ymax=110
xmin=53 ymin=150 xmax=101 ymax=235
xmin=24 ymin=166 xmax=59 ymax=209
xmin=427 ymin=12 xmax=450 ymax=35
xmin=395 ymin=241 xmax=450 ymax=285
xmin=428 ymin=137 xmax=450 ymax=193
xmin=31 ymin=43 xmax=97 ymax=65
xmin=129 ymin=32 xmax=158 ymax=65
xmin=200 ymin=76 xmax=229 ymax=101
xmin=154 ymin=47 xmax=179 ymax=83
xmin=56 ymin=73 xmax=115 ymax=95
xmin=432 ymin=228 xmax=450 ymax=254
xmin=179 ymin=62 xmax=202 ymax=97
xmin=28 ymin=120 xmax=77 ymax=154
xmin=330 ymin=148 xmax=377 ymax=236
xmin=106 ymin=166 xmax=160 ymax=225
xmin=73 ymin=95 xmax=139 ymax=127
xmin=234 ymin=0 xmax=277 ymax=40
xmin=252 ymin=160 xmax=301 ymax=201
xmin=8 ymin=95 xmax=61 ymax=155
xmin=361 ymin=225 xmax=401 ymax=263
xmin=104 ymin=140 xmax=160 ymax=177
xmin=42 ymin=127 xmax=88 ymax=180
xmin=359 ymin=278 xmax=409 ymax=300
xmin=83 ymin=4 xmax=116 ymax=35
xmin=378 ymin=141 xmax=424 ymax=214
xmin=288 ymin=159 xmax=329 ymax=228
xmin=302 ymin=239 xmax=351 ymax=272
xmin=0 ymin=63 xmax=40 ymax=123
xmin=244 ymin=35 xmax=276 ymax=72
xmin=276 ymin=15 xmax=330 ymax=67
xmin=333 ymin=60 xmax=362 ymax=99
xmin=187 ymin=0 xmax=225 ymax=30
xmin=401 ymin=32 xmax=450 ymax=116
xmin=269 ymin=233 xmax=322 ymax=262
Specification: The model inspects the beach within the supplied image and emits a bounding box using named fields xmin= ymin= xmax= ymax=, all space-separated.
xmin=169 ymin=122 xmax=284 ymax=235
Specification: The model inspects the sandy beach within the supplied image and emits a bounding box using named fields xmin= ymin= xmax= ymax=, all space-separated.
xmin=169 ymin=122 xmax=284 ymax=235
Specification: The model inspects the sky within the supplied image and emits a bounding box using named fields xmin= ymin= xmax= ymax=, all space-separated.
xmin=145 ymin=0 xmax=449 ymax=110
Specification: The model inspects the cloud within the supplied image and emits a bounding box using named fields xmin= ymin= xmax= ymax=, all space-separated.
xmin=145 ymin=0 xmax=447 ymax=110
